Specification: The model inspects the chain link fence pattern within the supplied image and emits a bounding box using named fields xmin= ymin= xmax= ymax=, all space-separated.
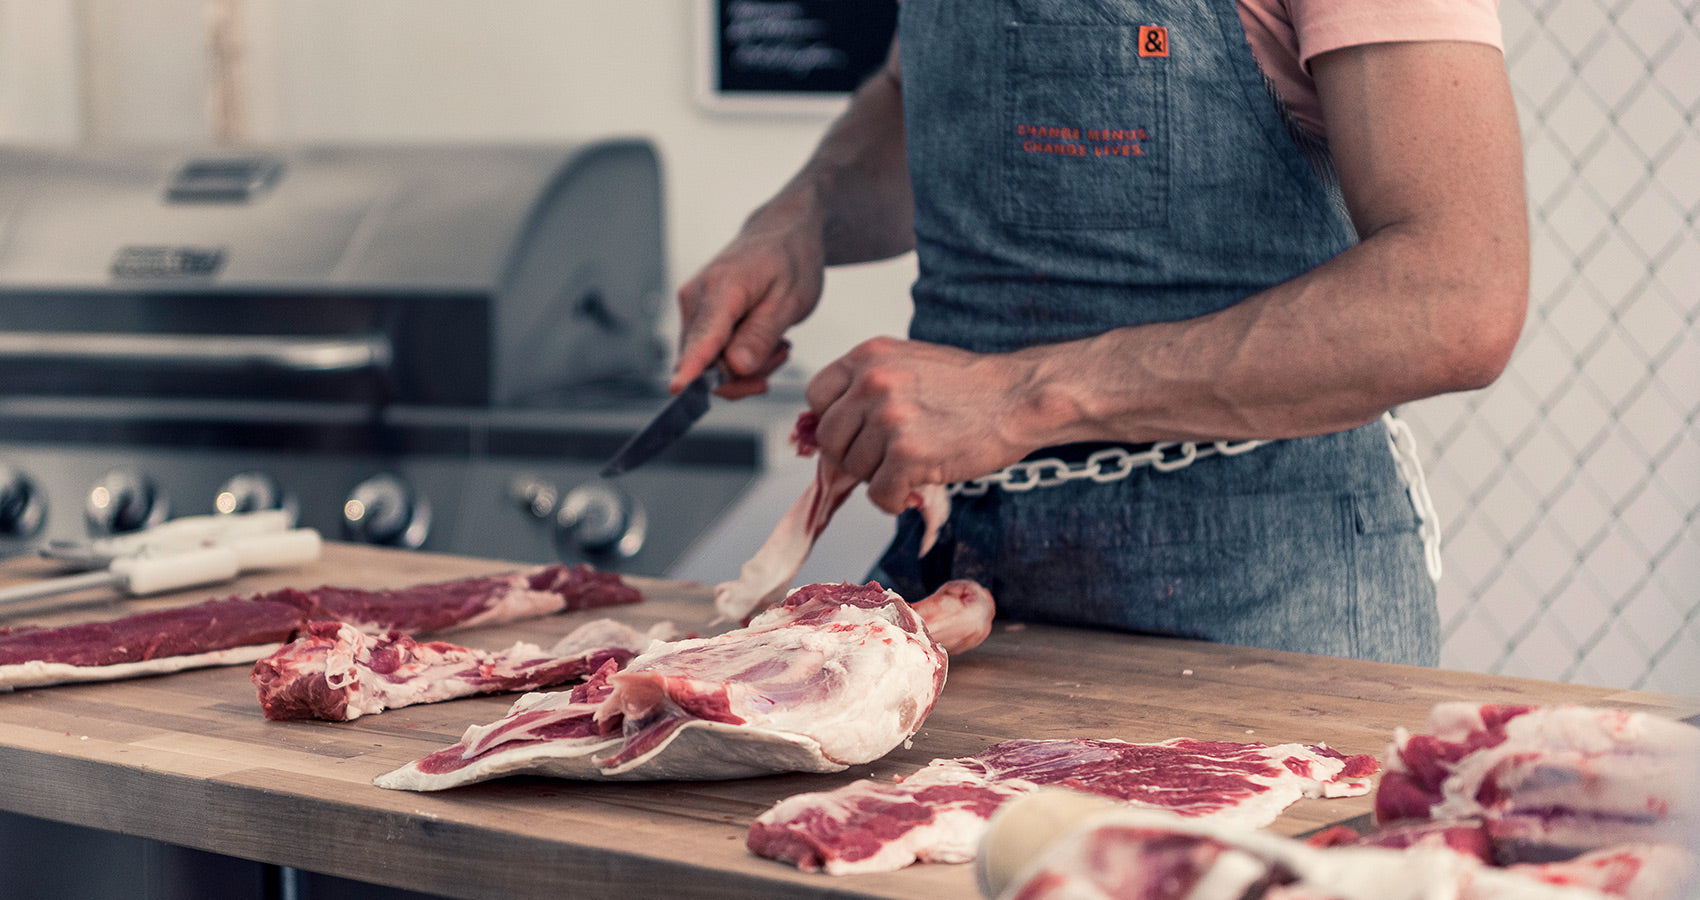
xmin=1399 ymin=0 xmax=1698 ymax=695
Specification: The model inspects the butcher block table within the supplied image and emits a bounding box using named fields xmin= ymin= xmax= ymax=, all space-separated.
xmin=1 ymin=543 xmax=1695 ymax=900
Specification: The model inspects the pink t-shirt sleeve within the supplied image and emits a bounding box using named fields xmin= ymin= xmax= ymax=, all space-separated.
xmin=1292 ymin=0 xmax=1503 ymax=66
xmin=1237 ymin=0 xmax=1504 ymax=137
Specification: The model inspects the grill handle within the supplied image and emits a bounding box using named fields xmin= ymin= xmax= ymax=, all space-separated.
xmin=0 ymin=332 xmax=393 ymax=373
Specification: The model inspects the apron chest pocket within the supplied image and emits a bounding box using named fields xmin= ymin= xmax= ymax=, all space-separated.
xmin=1001 ymin=24 xmax=1170 ymax=230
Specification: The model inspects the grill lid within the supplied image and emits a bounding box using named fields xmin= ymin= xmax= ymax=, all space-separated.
xmin=0 ymin=142 xmax=667 ymax=408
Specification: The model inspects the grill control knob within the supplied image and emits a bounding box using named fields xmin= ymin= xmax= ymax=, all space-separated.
xmin=554 ymin=482 xmax=645 ymax=560
xmin=508 ymin=475 xmax=560 ymax=520
xmin=215 ymin=471 xmax=297 ymax=522
xmin=0 ymin=466 xmax=46 ymax=539
xmin=342 ymin=473 xmax=430 ymax=549
xmin=86 ymin=469 xmax=170 ymax=536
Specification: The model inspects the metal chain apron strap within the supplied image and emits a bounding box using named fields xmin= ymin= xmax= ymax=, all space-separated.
xmin=948 ymin=412 xmax=1444 ymax=582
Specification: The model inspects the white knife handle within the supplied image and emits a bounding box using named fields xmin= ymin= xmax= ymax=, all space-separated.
xmin=111 ymin=547 xmax=241 ymax=596
xmin=229 ymin=528 xmax=322 ymax=572
xmin=73 ymin=509 xmax=294 ymax=565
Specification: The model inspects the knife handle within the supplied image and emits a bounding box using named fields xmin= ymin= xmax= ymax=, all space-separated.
xmin=112 ymin=547 xmax=241 ymax=596
xmin=705 ymin=363 xmax=729 ymax=392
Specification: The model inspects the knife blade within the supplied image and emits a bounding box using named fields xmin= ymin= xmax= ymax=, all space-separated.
xmin=600 ymin=365 xmax=726 ymax=478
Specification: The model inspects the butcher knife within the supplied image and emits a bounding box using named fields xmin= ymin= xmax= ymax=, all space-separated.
xmin=599 ymin=364 xmax=726 ymax=478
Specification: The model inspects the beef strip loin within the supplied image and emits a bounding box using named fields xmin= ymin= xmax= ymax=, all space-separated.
xmin=0 ymin=564 xmax=639 ymax=690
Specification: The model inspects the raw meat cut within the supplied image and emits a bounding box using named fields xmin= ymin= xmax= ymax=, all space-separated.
xmin=980 ymin=704 xmax=1700 ymax=899
xmin=1500 ymin=843 xmax=1698 ymax=900
xmin=252 ymin=617 xmax=675 ymax=721
xmin=910 ymin=579 xmax=995 ymax=656
xmin=714 ymin=413 xmax=951 ymax=624
xmin=385 ymin=658 xmax=628 ymax=787
xmin=1375 ymin=703 xmax=1700 ymax=860
xmin=978 ymin=794 xmax=1697 ymax=900
xmin=375 ymin=581 xmax=947 ymax=790
xmin=746 ymin=736 xmax=1379 ymax=875
xmin=1305 ymin=817 xmax=1496 ymax=863
xmin=0 ymin=564 xmax=639 ymax=690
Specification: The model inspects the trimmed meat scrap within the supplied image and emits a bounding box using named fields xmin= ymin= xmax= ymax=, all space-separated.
xmin=252 ymin=618 xmax=675 ymax=721
xmin=714 ymin=412 xmax=951 ymax=625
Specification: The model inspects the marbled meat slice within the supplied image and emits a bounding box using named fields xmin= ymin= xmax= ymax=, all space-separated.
xmin=1375 ymin=703 xmax=1700 ymax=860
xmin=714 ymin=413 xmax=950 ymax=625
xmin=252 ymin=617 xmax=675 ymax=721
xmin=375 ymin=581 xmax=947 ymax=790
xmin=0 ymin=564 xmax=639 ymax=690
xmin=747 ymin=736 xmax=1378 ymax=875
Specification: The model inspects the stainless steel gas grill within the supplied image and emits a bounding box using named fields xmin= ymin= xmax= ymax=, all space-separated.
xmin=0 ymin=142 xmax=803 ymax=575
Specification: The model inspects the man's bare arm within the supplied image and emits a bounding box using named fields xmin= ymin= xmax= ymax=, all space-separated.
xmin=672 ymin=39 xmax=912 ymax=393
xmin=804 ymin=40 xmax=915 ymax=266
xmin=1043 ymin=40 xmax=1531 ymax=442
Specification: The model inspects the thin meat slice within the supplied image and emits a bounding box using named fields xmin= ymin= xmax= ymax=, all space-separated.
xmin=375 ymin=581 xmax=947 ymax=790
xmin=1375 ymin=703 xmax=1700 ymax=860
xmin=252 ymin=618 xmax=675 ymax=721
xmin=713 ymin=455 xmax=861 ymax=624
xmin=747 ymin=737 xmax=1378 ymax=875
xmin=383 ymin=660 xmax=629 ymax=786
xmin=0 ymin=564 xmax=640 ymax=690
xmin=714 ymin=413 xmax=951 ymax=624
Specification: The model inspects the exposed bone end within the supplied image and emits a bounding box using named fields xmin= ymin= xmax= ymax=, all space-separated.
xmin=912 ymin=579 xmax=995 ymax=656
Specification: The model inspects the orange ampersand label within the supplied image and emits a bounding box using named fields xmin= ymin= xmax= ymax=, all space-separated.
xmin=1139 ymin=25 xmax=1169 ymax=58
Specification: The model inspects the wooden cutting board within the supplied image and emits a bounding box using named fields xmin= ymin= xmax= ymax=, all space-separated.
xmin=1 ymin=542 xmax=1695 ymax=900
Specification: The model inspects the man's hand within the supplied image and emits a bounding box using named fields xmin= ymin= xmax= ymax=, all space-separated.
xmin=670 ymin=35 xmax=912 ymax=401
xmin=804 ymin=337 xmax=1051 ymax=513
xmin=671 ymin=201 xmax=820 ymax=399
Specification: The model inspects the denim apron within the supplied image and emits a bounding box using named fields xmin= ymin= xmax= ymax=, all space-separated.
xmin=873 ymin=0 xmax=1440 ymax=665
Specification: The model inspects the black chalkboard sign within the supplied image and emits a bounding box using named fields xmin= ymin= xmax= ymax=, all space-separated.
xmin=700 ymin=0 xmax=899 ymax=109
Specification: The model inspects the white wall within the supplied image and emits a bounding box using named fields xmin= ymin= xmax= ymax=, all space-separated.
xmin=0 ymin=0 xmax=917 ymax=379
xmin=1403 ymin=0 xmax=1698 ymax=696
xmin=0 ymin=2 xmax=82 ymax=141
xmin=235 ymin=0 xmax=918 ymax=379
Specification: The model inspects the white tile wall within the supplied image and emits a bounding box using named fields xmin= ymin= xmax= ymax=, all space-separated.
xmin=1404 ymin=0 xmax=1699 ymax=695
